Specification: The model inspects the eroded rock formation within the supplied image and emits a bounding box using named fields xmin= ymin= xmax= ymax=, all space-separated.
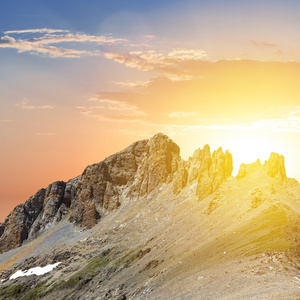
xmin=190 ymin=146 xmax=233 ymax=199
xmin=0 ymin=177 xmax=79 ymax=254
xmin=69 ymin=139 xmax=148 ymax=228
xmin=129 ymin=133 xmax=181 ymax=197
xmin=237 ymin=153 xmax=286 ymax=181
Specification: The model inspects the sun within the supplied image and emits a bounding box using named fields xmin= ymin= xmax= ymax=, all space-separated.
xmin=175 ymin=129 xmax=292 ymax=178
xmin=223 ymin=131 xmax=287 ymax=176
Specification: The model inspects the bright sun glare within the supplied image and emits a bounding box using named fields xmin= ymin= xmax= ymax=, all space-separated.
xmin=226 ymin=132 xmax=281 ymax=176
xmin=178 ymin=130 xmax=296 ymax=179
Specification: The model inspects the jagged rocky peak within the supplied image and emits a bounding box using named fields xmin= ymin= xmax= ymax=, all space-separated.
xmin=69 ymin=138 xmax=149 ymax=228
xmin=237 ymin=152 xmax=287 ymax=181
xmin=186 ymin=145 xmax=233 ymax=200
xmin=0 ymin=177 xmax=80 ymax=254
xmin=131 ymin=133 xmax=181 ymax=196
xmin=0 ymin=133 xmax=233 ymax=253
xmin=264 ymin=152 xmax=286 ymax=180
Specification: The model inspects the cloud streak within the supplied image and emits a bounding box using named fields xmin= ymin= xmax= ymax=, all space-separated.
xmin=105 ymin=48 xmax=209 ymax=78
xmin=37 ymin=132 xmax=57 ymax=136
xmin=0 ymin=119 xmax=13 ymax=123
xmin=0 ymin=30 xmax=127 ymax=58
xmin=251 ymin=40 xmax=278 ymax=48
xmin=113 ymin=80 xmax=151 ymax=87
xmin=4 ymin=28 xmax=70 ymax=34
xmin=168 ymin=112 xmax=197 ymax=118
xmin=77 ymin=96 xmax=147 ymax=122
xmin=15 ymin=99 xmax=53 ymax=110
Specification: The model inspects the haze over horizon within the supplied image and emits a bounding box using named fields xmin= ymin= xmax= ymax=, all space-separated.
xmin=1 ymin=0 xmax=300 ymax=222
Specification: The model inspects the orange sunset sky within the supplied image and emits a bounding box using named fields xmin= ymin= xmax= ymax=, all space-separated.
xmin=1 ymin=0 xmax=300 ymax=221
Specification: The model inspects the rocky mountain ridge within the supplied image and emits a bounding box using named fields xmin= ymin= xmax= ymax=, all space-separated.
xmin=0 ymin=133 xmax=298 ymax=300
xmin=0 ymin=133 xmax=286 ymax=255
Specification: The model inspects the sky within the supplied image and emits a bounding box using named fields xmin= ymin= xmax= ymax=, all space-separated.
xmin=1 ymin=0 xmax=300 ymax=221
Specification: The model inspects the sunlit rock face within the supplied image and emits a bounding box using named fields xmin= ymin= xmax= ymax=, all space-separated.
xmin=189 ymin=145 xmax=233 ymax=200
xmin=69 ymin=139 xmax=148 ymax=229
xmin=129 ymin=133 xmax=181 ymax=197
xmin=264 ymin=153 xmax=286 ymax=181
xmin=237 ymin=153 xmax=286 ymax=181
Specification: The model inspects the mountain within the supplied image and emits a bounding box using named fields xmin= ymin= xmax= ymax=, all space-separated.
xmin=1 ymin=133 xmax=300 ymax=299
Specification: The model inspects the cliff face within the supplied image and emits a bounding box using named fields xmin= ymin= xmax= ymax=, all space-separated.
xmin=5 ymin=133 xmax=289 ymax=255
xmin=0 ymin=177 xmax=79 ymax=254
xmin=237 ymin=153 xmax=287 ymax=181
xmin=69 ymin=139 xmax=148 ymax=228
xmin=188 ymin=145 xmax=233 ymax=200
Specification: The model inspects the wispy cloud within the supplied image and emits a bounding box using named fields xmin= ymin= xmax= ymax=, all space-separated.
xmin=112 ymin=104 xmax=300 ymax=136
xmin=164 ymin=74 xmax=193 ymax=81
xmin=0 ymin=119 xmax=13 ymax=122
xmin=105 ymin=48 xmax=209 ymax=78
xmin=15 ymin=99 xmax=53 ymax=110
xmin=77 ymin=96 xmax=147 ymax=122
xmin=251 ymin=40 xmax=277 ymax=48
xmin=168 ymin=112 xmax=197 ymax=118
xmin=26 ymin=33 xmax=126 ymax=45
xmin=4 ymin=28 xmax=70 ymax=34
xmin=37 ymin=132 xmax=57 ymax=136
xmin=0 ymin=29 xmax=127 ymax=58
xmin=113 ymin=80 xmax=151 ymax=87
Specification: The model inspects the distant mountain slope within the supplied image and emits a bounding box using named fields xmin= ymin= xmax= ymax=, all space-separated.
xmin=1 ymin=133 xmax=300 ymax=299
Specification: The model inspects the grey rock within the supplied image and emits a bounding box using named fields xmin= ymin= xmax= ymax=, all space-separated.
xmin=0 ymin=177 xmax=80 ymax=253
xmin=69 ymin=139 xmax=148 ymax=229
xmin=0 ymin=223 xmax=5 ymax=238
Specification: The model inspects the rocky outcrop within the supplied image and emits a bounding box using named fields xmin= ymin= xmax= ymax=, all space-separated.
xmin=236 ymin=159 xmax=262 ymax=180
xmin=237 ymin=153 xmax=286 ymax=181
xmin=0 ymin=177 xmax=80 ymax=254
xmin=187 ymin=145 xmax=233 ymax=200
xmin=0 ymin=203 xmax=33 ymax=254
xmin=28 ymin=178 xmax=80 ymax=240
xmin=173 ymin=160 xmax=189 ymax=195
xmin=0 ymin=223 xmax=4 ymax=237
xmin=69 ymin=139 xmax=148 ymax=228
xmin=264 ymin=153 xmax=286 ymax=181
xmin=129 ymin=133 xmax=181 ymax=197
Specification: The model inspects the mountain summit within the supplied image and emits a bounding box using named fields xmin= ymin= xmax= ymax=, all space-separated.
xmin=0 ymin=133 xmax=233 ymax=253
xmin=1 ymin=133 xmax=300 ymax=299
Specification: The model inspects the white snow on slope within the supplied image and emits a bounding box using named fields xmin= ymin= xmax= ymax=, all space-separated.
xmin=9 ymin=262 xmax=61 ymax=280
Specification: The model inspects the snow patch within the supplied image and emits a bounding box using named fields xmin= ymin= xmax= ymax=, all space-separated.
xmin=9 ymin=262 xmax=61 ymax=280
